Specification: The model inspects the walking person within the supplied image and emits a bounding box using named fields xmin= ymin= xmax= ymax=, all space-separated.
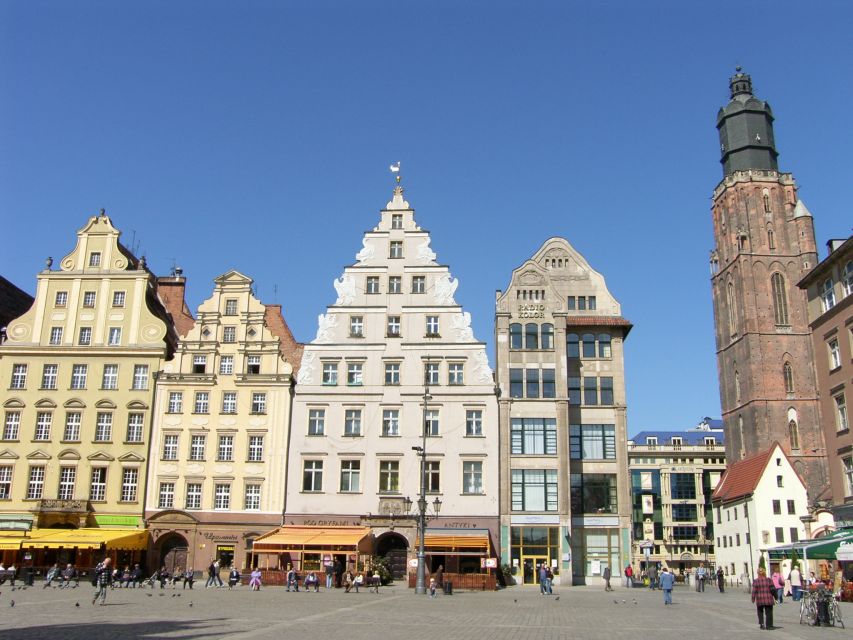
xmin=538 ymin=563 xmax=549 ymax=595
xmin=770 ymin=568 xmax=784 ymax=604
xmin=603 ymin=565 xmax=613 ymax=592
xmin=624 ymin=564 xmax=633 ymax=588
xmin=789 ymin=564 xmax=802 ymax=601
xmin=435 ymin=565 xmax=444 ymax=591
xmin=648 ymin=564 xmax=658 ymax=590
xmin=205 ymin=561 xmax=216 ymax=588
xmin=716 ymin=567 xmax=725 ymax=593
xmin=213 ymin=560 xmax=224 ymax=587
xmin=324 ymin=560 xmax=334 ymax=590
xmin=183 ymin=567 xmax=194 ymax=589
xmin=659 ymin=566 xmax=675 ymax=605
xmin=751 ymin=567 xmax=776 ymax=630
xmin=696 ymin=563 xmax=706 ymax=592
xmin=92 ymin=558 xmax=112 ymax=606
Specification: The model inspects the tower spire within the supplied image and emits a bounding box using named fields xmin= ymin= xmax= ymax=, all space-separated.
xmin=716 ymin=68 xmax=778 ymax=175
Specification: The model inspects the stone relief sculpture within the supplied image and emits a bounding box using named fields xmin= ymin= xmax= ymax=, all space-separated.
xmin=472 ymin=350 xmax=493 ymax=384
xmin=333 ymin=274 xmax=356 ymax=305
xmin=452 ymin=311 xmax=475 ymax=342
xmin=416 ymin=238 xmax=437 ymax=264
xmin=314 ymin=313 xmax=338 ymax=343
xmin=434 ymin=274 xmax=458 ymax=305
xmin=296 ymin=351 xmax=316 ymax=384
xmin=355 ymin=237 xmax=375 ymax=264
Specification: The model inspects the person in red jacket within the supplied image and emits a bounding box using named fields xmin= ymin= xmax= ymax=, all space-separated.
xmin=751 ymin=567 xmax=776 ymax=630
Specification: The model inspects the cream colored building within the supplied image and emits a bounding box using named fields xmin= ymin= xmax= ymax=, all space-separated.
xmin=0 ymin=211 xmax=178 ymax=566
xmin=284 ymin=185 xmax=499 ymax=581
xmin=495 ymin=238 xmax=632 ymax=585
xmin=145 ymin=271 xmax=301 ymax=573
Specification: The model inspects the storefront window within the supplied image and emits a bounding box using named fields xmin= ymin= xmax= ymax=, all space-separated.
xmin=571 ymin=529 xmax=620 ymax=579
xmin=509 ymin=526 xmax=560 ymax=585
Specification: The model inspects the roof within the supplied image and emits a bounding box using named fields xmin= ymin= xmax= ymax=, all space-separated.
xmin=797 ymin=234 xmax=853 ymax=287
xmin=631 ymin=428 xmax=725 ymax=446
xmin=712 ymin=446 xmax=778 ymax=503
xmin=0 ymin=275 xmax=34 ymax=328
xmin=565 ymin=315 xmax=633 ymax=336
xmin=263 ymin=304 xmax=304 ymax=374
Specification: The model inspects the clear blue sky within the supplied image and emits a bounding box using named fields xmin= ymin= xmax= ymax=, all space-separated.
xmin=2 ymin=1 xmax=851 ymax=434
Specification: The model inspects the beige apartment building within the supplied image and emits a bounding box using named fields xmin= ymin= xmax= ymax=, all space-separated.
xmin=0 ymin=210 xmax=180 ymax=568
xmin=145 ymin=271 xmax=301 ymax=573
xmin=495 ymin=238 xmax=632 ymax=585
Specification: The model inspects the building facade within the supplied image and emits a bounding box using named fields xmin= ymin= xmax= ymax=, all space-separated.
xmin=798 ymin=236 xmax=853 ymax=527
xmin=627 ymin=419 xmax=726 ymax=575
xmin=495 ymin=238 xmax=631 ymax=585
xmin=709 ymin=69 xmax=826 ymax=497
xmin=145 ymin=270 xmax=301 ymax=573
xmin=285 ymin=185 xmax=499 ymax=579
xmin=0 ymin=211 xmax=177 ymax=543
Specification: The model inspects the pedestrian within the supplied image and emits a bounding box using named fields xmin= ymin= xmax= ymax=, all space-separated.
xmin=545 ymin=565 xmax=553 ymax=594
xmin=92 ymin=557 xmax=112 ymax=606
xmin=751 ymin=567 xmax=776 ymax=630
xmin=371 ymin=569 xmax=381 ymax=593
xmin=214 ymin=560 xmax=224 ymax=587
xmin=249 ymin=568 xmax=262 ymax=591
xmin=228 ymin=566 xmax=241 ymax=590
xmin=183 ymin=567 xmax=194 ymax=589
xmin=696 ymin=563 xmax=706 ymax=592
xmin=648 ymin=564 xmax=658 ymax=590
xmin=603 ymin=565 xmax=613 ymax=592
xmin=538 ymin=563 xmax=549 ymax=595
xmin=286 ymin=566 xmax=299 ymax=592
xmin=131 ymin=564 xmax=143 ymax=588
xmin=44 ymin=563 xmax=60 ymax=588
xmin=435 ymin=564 xmax=444 ymax=590
xmin=344 ymin=571 xmax=353 ymax=593
xmin=659 ymin=566 xmax=675 ymax=605
xmin=61 ymin=563 xmax=77 ymax=588
xmin=716 ymin=567 xmax=725 ymax=593
xmin=333 ymin=559 xmax=343 ymax=589
xmin=625 ymin=564 xmax=633 ymax=588
xmin=429 ymin=577 xmax=437 ymax=598
xmin=157 ymin=565 xmax=169 ymax=589
xmin=304 ymin=571 xmax=319 ymax=592
xmin=324 ymin=560 xmax=334 ymax=590
xmin=770 ymin=568 xmax=784 ymax=604
xmin=206 ymin=561 xmax=216 ymax=588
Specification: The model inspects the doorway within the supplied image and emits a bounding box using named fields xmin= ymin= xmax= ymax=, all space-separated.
xmin=159 ymin=534 xmax=188 ymax=573
xmin=522 ymin=556 xmax=547 ymax=585
xmin=376 ymin=532 xmax=409 ymax=580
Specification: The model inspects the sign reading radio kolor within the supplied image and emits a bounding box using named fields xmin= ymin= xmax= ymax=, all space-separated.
xmin=517 ymin=304 xmax=545 ymax=318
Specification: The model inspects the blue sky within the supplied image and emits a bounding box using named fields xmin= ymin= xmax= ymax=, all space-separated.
xmin=2 ymin=1 xmax=851 ymax=434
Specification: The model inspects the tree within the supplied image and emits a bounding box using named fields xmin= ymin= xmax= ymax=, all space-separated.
xmin=758 ymin=555 xmax=767 ymax=572
xmin=790 ymin=549 xmax=801 ymax=571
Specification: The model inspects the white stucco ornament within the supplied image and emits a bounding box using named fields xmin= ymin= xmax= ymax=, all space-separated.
xmin=296 ymin=350 xmax=317 ymax=384
xmin=355 ymin=237 xmax=375 ymax=264
xmin=434 ymin=274 xmax=458 ymax=305
xmin=314 ymin=313 xmax=338 ymax=343
xmin=473 ymin=350 xmax=493 ymax=384
xmin=416 ymin=238 xmax=437 ymax=264
xmin=333 ymin=274 xmax=356 ymax=305
xmin=452 ymin=311 xmax=475 ymax=342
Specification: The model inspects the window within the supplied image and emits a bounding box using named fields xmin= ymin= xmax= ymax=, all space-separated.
xmin=303 ymin=460 xmax=323 ymax=492
xmin=308 ymin=409 xmax=325 ymax=436
xmin=0 ymin=466 xmax=11 ymax=499
xmin=366 ymin=276 xmax=380 ymax=294
xmin=583 ymin=377 xmax=598 ymax=405
xmin=510 ymin=368 xmax=524 ymax=398
xmin=71 ymin=364 xmax=87 ymax=389
xmin=389 ymin=240 xmax=403 ymax=258
xmin=829 ymin=339 xmax=841 ymax=370
xmin=385 ymin=362 xmax=400 ymax=385
xmin=525 ymin=323 xmax=538 ymax=349
xmin=424 ymin=409 xmax=440 ymax=436
xmin=349 ymin=316 xmax=364 ymax=337
xmin=567 ymin=334 xmax=579 ymax=358
xmin=163 ymin=434 xmax=179 ymax=460
xmin=570 ymin=424 xmax=616 ymax=459
xmin=512 ymin=418 xmax=557 ymax=455
xmin=821 ymin=278 xmax=836 ymax=311
xmin=88 ymin=251 xmax=101 ymax=267
xmin=783 ymin=362 xmax=794 ymax=394
xmin=526 ymin=369 xmax=540 ymax=398
xmin=771 ymin=273 xmax=789 ymax=325
xmin=223 ymin=326 xmax=236 ymax=343
xmin=219 ymin=356 xmax=234 ymax=375
xmin=379 ymin=460 xmax=399 ymax=493
xmin=388 ymin=276 xmax=402 ymax=294
xmin=168 ymin=392 xmax=183 ymax=413
xmin=34 ymin=412 xmax=52 ymax=441
xmin=768 ymin=228 xmax=776 ymax=249
xmin=845 ymin=261 xmax=853 ymax=297
xmin=3 ymin=412 xmax=20 ymax=440
xmin=41 ymin=364 xmax=58 ymax=390
xmin=568 ymin=376 xmax=581 ymax=405
xmin=112 ymin=291 xmax=125 ymax=307
xmin=49 ymin=327 xmax=63 ymax=345
xmin=570 ymin=474 xmax=617 ymax=514
xmin=598 ymin=333 xmax=612 ymax=358
xmin=426 ymin=315 xmax=440 ymax=336
xmin=189 ymin=435 xmax=206 ymax=461
xmin=99 ymin=364 xmax=118 ymax=390
xmin=347 ymin=363 xmax=363 ymax=386
xmin=251 ymin=392 xmax=266 ymax=414
xmin=727 ymin=281 xmax=737 ymax=335
xmin=786 ymin=499 xmax=796 ymax=515
xmin=448 ymin=363 xmax=464 ymax=385
xmin=185 ymin=483 xmax=202 ymax=509
xmin=466 ymin=410 xmax=483 ymax=436
xmin=78 ymin=327 xmax=92 ymax=345
xmin=82 ymin=291 xmax=96 ymax=308
xmin=126 ymin=413 xmax=144 ymax=443
xmin=511 ymin=469 xmax=558 ymax=511
xmin=391 ymin=213 xmax=403 ymax=229
xmin=89 ymin=468 xmax=106 ymax=501
xmin=214 ymin=484 xmax=231 ymax=510
xmin=225 ymin=299 xmax=238 ymax=315
xmin=344 ymin=409 xmax=362 ymax=436
xmin=672 ymin=504 xmax=697 ymax=522
xmin=27 ymin=466 xmax=45 ymax=499
xmin=567 ymin=296 xmax=575 ymax=310
xmin=424 ymin=362 xmax=440 ymax=386
xmin=63 ymin=412 xmax=82 ymax=441
xmin=542 ymin=369 xmax=555 ymax=398
xmin=248 ymin=435 xmax=264 ymax=462
xmin=790 ymin=527 xmax=799 ymax=543
xmin=245 ymin=484 xmax=261 ymax=510
xmin=412 ymin=276 xmax=425 ymax=294
xmin=158 ymin=482 xmax=175 ymax=509
xmin=580 ymin=334 xmax=595 ymax=358
xmin=382 ymin=410 xmax=399 ymax=436
xmin=194 ymin=392 xmax=209 ymax=414
xmin=541 ymin=324 xmax=554 ymax=349
xmin=463 ymin=461 xmax=483 ymax=494
xmin=322 ymin=362 xmax=338 ymax=385
xmin=218 ymin=435 xmax=234 ymax=461
xmin=844 ymin=456 xmax=853 ymax=497
xmin=95 ymin=412 xmax=112 ymax=442
xmin=670 ymin=473 xmax=696 ymax=500
xmin=835 ymin=393 xmax=848 ymax=431
xmin=772 ymin=499 xmax=781 ymax=515
xmin=121 ymin=468 xmax=138 ymax=502
xmin=422 ymin=460 xmax=440 ymax=493
xmin=54 ymin=291 xmax=68 ymax=307
xmin=776 ymin=474 xmax=784 ymax=488
xmin=58 ymin=466 xmax=76 ymax=500
xmin=340 ymin=460 xmax=361 ymax=492
xmin=132 ymin=364 xmax=149 ymax=390
xmin=789 ymin=420 xmax=800 ymax=450
xmin=222 ymin=391 xmax=237 ymax=414
xmin=509 ymin=324 xmax=522 ymax=349
xmin=193 ymin=356 xmax=207 ymax=374
xmin=775 ymin=527 xmax=784 ymax=543
xmin=246 ymin=356 xmax=261 ymax=376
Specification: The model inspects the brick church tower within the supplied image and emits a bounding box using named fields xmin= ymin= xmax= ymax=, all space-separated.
xmin=709 ymin=69 xmax=827 ymax=500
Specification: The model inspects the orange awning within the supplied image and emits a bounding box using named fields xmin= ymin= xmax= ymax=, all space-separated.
xmin=417 ymin=528 xmax=491 ymax=553
xmin=21 ymin=528 xmax=148 ymax=550
xmin=0 ymin=531 xmax=26 ymax=550
xmin=252 ymin=526 xmax=373 ymax=553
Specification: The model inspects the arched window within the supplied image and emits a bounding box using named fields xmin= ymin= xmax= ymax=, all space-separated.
xmin=598 ymin=333 xmax=612 ymax=358
xmin=767 ymin=227 xmax=776 ymax=250
xmin=738 ymin=415 xmax=745 ymax=456
xmin=734 ymin=370 xmax=741 ymax=403
xmin=844 ymin=260 xmax=853 ymax=297
xmin=525 ymin=323 xmax=539 ymax=349
xmin=783 ymin=361 xmax=794 ymax=394
xmin=582 ymin=333 xmax=596 ymax=358
xmin=821 ymin=278 xmax=836 ymax=311
xmin=509 ymin=323 xmax=522 ymax=350
xmin=540 ymin=324 xmax=554 ymax=350
xmin=788 ymin=420 xmax=800 ymax=450
xmin=567 ymin=333 xmax=579 ymax=358
xmin=726 ymin=282 xmax=737 ymax=335
xmin=771 ymin=272 xmax=789 ymax=325
xmin=763 ymin=190 xmax=772 ymax=213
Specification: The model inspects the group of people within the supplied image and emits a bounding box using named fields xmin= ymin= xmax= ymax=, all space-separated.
xmin=286 ymin=565 xmax=382 ymax=593
xmin=538 ymin=563 xmax=555 ymax=595
xmin=42 ymin=563 xmax=79 ymax=588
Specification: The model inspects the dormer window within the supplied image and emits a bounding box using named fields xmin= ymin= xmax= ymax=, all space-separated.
xmin=224 ymin=299 xmax=238 ymax=316
xmin=671 ymin=437 xmax=682 ymax=450
xmin=192 ymin=355 xmax=207 ymax=374
xmin=391 ymin=214 xmax=403 ymax=229
xmin=704 ymin=437 xmax=716 ymax=447
xmin=646 ymin=437 xmax=657 ymax=447
xmin=247 ymin=355 xmax=261 ymax=375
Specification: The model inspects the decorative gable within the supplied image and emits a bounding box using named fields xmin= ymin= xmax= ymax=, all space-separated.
xmin=0 ymin=449 xmax=20 ymax=460
xmin=58 ymin=449 xmax=81 ymax=461
xmin=118 ymin=452 xmax=145 ymax=463
xmin=34 ymin=398 xmax=57 ymax=409
xmin=87 ymin=451 xmax=115 ymax=462
xmin=95 ymin=399 xmax=117 ymax=409
xmin=3 ymin=398 xmax=24 ymax=408
xmin=26 ymin=449 xmax=52 ymax=460
xmin=63 ymin=398 xmax=86 ymax=408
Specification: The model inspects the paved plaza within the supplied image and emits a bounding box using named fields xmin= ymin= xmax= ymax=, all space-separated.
xmin=0 ymin=581 xmax=848 ymax=639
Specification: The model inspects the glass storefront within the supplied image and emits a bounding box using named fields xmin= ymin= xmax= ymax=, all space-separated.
xmin=510 ymin=526 xmax=560 ymax=585
xmin=571 ymin=528 xmax=621 ymax=580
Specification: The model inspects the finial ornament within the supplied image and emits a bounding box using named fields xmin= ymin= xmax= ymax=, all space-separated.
xmin=99 ymin=208 xmax=106 ymax=217
xmin=389 ymin=161 xmax=401 ymax=185
xmin=45 ymin=256 xmax=53 ymax=270
xmin=735 ymin=65 xmax=742 ymax=73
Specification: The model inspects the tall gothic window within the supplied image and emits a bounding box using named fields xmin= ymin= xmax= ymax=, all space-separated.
xmin=788 ymin=420 xmax=800 ymax=451
xmin=734 ymin=370 xmax=741 ymax=404
xmin=783 ymin=362 xmax=794 ymax=394
xmin=738 ymin=415 xmax=745 ymax=458
xmin=771 ymin=273 xmax=789 ymax=325
xmin=726 ymin=282 xmax=737 ymax=335
xmin=763 ymin=191 xmax=772 ymax=214
xmin=767 ymin=227 xmax=776 ymax=250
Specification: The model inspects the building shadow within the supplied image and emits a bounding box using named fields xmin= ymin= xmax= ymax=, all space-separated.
xmin=0 ymin=618 xmax=230 ymax=640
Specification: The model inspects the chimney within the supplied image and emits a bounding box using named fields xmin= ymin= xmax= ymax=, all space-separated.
xmin=156 ymin=274 xmax=195 ymax=338
xmin=827 ymin=239 xmax=846 ymax=256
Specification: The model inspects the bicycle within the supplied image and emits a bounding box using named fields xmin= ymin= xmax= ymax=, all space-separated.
xmin=828 ymin=591 xmax=845 ymax=629
xmin=799 ymin=591 xmax=817 ymax=625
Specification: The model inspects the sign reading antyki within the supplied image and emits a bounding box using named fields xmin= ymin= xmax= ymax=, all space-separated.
xmin=517 ymin=304 xmax=545 ymax=318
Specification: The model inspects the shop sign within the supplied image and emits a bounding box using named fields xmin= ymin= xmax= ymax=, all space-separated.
xmin=480 ymin=558 xmax=498 ymax=568
xmin=511 ymin=515 xmax=560 ymax=525
xmin=571 ymin=516 xmax=619 ymax=527
xmin=93 ymin=515 xmax=141 ymax=527
xmin=517 ymin=303 xmax=545 ymax=318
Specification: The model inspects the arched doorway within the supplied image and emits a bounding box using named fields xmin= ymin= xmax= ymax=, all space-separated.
xmin=376 ymin=532 xmax=409 ymax=580
xmin=158 ymin=533 xmax=188 ymax=574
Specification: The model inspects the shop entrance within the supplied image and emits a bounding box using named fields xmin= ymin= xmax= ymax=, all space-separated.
xmin=158 ymin=534 xmax=188 ymax=573
xmin=376 ymin=531 xmax=409 ymax=580
xmin=522 ymin=556 xmax=548 ymax=586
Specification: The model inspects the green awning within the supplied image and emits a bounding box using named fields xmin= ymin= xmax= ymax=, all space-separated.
xmin=766 ymin=529 xmax=853 ymax=561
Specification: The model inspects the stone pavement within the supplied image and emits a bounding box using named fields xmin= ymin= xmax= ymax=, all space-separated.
xmin=0 ymin=581 xmax=847 ymax=639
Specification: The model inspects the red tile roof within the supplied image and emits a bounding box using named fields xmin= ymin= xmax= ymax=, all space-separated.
xmin=565 ymin=315 xmax=633 ymax=335
xmin=712 ymin=446 xmax=777 ymax=503
xmin=264 ymin=304 xmax=304 ymax=375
